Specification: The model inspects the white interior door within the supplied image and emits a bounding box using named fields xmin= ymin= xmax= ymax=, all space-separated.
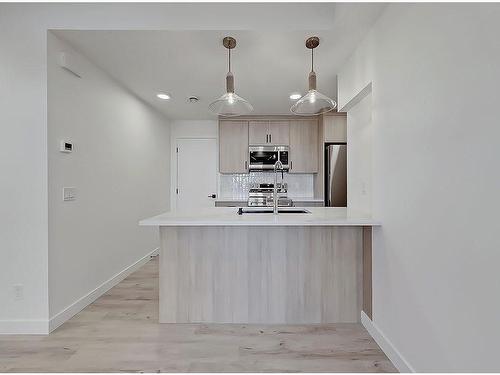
xmin=176 ymin=138 xmax=217 ymax=211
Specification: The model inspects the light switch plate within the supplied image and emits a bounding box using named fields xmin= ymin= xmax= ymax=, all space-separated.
xmin=13 ymin=284 xmax=24 ymax=300
xmin=63 ymin=187 xmax=76 ymax=201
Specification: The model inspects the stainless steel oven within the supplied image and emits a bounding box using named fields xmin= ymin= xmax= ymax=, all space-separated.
xmin=248 ymin=183 xmax=293 ymax=207
xmin=248 ymin=146 xmax=289 ymax=171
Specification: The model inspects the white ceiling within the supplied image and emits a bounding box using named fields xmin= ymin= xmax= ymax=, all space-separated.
xmin=54 ymin=4 xmax=386 ymax=120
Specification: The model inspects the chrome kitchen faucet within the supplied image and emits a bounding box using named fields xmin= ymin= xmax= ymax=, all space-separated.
xmin=273 ymin=160 xmax=284 ymax=215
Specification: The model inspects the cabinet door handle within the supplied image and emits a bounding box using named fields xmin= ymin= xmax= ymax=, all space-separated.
xmin=266 ymin=134 xmax=269 ymax=143
xmin=245 ymin=160 xmax=248 ymax=170
xmin=290 ymin=161 xmax=293 ymax=170
xmin=269 ymin=134 xmax=272 ymax=143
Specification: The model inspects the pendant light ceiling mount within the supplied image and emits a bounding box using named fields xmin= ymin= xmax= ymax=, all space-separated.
xmin=209 ymin=36 xmax=253 ymax=117
xmin=291 ymin=36 xmax=337 ymax=116
xmin=305 ymin=36 xmax=320 ymax=49
xmin=222 ymin=36 xmax=236 ymax=49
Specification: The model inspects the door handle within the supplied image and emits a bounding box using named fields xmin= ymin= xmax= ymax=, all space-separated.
xmin=269 ymin=134 xmax=272 ymax=143
xmin=208 ymin=194 xmax=217 ymax=198
xmin=245 ymin=160 xmax=248 ymax=170
xmin=266 ymin=134 xmax=269 ymax=143
xmin=290 ymin=161 xmax=293 ymax=170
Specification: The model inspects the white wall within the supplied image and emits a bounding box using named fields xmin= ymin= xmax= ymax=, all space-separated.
xmin=339 ymin=3 xmax=500 ymax=371
xmin=0 ymin=2 xmax=335 ymax=333
xmin=347 ymin=91 xmax=372 ymax=214
xmin=47 ymin=33 xmax=170 ymax=325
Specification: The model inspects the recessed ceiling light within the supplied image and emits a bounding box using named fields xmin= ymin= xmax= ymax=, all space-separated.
xmin=289 ymin=93 xmax=302 ymax=100
xmin=156 ymin=93 xmax=171 ymax=100
xmin=188 ymin=96 xmax=199 ymax=103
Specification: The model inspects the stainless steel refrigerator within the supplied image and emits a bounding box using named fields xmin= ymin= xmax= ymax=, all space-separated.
xmin=325 ymin=144 xmax=347 ymax=207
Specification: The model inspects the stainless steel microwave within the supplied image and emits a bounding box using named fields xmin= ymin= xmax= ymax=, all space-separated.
xmin=248 ymin=146 xmax=289 ymax=171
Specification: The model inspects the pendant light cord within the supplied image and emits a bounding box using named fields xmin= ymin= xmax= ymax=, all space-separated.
xmin=311 ymin=48 xmax=314 ymax=73
xmin=228 ymin=47 xmax=231 ymax=73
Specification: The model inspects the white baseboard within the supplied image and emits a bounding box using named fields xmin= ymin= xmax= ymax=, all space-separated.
xmin=48 ymin=248 xmax=159 ymax=333
xmin=0 ymin=320 xmax=49 ymax=334
xmin=361 ymin=311 xmax=415 ymax=373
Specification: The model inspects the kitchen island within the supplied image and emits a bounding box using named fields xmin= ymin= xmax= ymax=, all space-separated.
xmin=140 ymin=207 xmax=378 ymax=324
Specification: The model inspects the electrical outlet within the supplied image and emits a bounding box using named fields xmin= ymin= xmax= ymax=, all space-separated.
xmin=60 ymin=140 xmax=73 ymax=153
xmin=13 ymin=284 xmax=24 ymax=300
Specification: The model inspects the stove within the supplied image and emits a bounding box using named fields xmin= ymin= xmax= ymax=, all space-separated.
xmin=247 ymin=183 xmax=293 ymax=207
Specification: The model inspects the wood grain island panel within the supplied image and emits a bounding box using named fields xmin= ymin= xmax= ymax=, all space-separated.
xmin=159 ymin=225 xmax=365 ymax=324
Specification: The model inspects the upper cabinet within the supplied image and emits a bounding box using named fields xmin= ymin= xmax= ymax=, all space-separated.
xmin=219 ymin=120 xmax=249 ymax=174
xmin=249 ymin=120 xmax=289 ymax=145
xmin=289 ymin=119 xmax=318 ymax=173
xmin=248 ymin=121 xmax=268 ymax=145
xmin=323 ymin=113 xmax=347 ymax=143
xmin=219 ymin=117 xmax=321 ymax=175
xmin=268 ymin=121 xmax=290 ymax=145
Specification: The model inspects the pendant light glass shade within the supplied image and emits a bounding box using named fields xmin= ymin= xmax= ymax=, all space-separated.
xmin=209 ymin=91 xmax=253 ymax=117
xmin=290 ymin=37 xmax=337 ymax=116
xmin=290 ymin=89 xmax=336 ymax=116
xmin=209 ymin=37 xmax=253 ymax=117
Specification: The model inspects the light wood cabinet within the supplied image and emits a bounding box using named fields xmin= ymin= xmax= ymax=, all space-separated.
xmin=248 ymin=121 xmax=269 ymax=145
xmin=289 ymin=119 xmax=318 ymax=173
xmin=219 ymin=120 xmax=249 ymax=174
xmin=324 ymin=113 xmax=347 ymax=143
xmin=268 ymin=121 xmax=289 ymax=145
xmin=249 ymin=120 xmax=289 ymax=145
xmin=219 ymin=117 xmax=321 ymax=174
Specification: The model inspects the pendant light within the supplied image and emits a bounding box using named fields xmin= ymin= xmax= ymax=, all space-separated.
xmin=209 ymin=37 xmax=253 ymax=117
xmin=291 ymin=36 xmax=337 ymax=116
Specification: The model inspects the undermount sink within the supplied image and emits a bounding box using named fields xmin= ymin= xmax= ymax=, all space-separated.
xmin=237 ymin=207 xmax=311 ymax=215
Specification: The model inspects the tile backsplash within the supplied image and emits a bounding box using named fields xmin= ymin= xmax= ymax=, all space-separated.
xmin=219 ymin=172 xmax=314 ymax=199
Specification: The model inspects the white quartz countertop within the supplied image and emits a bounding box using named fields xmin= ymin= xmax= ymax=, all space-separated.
xmin=215 ymin=197 xmax=324 ymax=202
xmin=292 ymin=197 xmax=324 ymax=202
xmin=140 ymin=207 xmax=380 ymax=227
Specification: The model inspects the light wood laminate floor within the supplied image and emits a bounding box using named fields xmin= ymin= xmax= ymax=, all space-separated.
xmin=0 ymin=256 xmax=397 ymax=373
